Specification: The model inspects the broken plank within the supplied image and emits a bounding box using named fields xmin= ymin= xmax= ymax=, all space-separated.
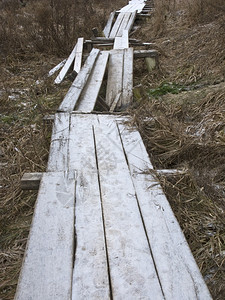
xmin=103 ymin=11 xmax=116 ymax=38
xmin=76 ymin=51 xmax=109 ymax=112
xmin=69 ymin=114 xmax=110 ymax=299
xmin=54 ymin=43 xmax=77 ymax=84
xmin=93 ymin=116 xmax=164 ymax=299
xmin=106 ymin=49 xmax=124 ymax=107
xmin=117 ymin=122 xmax=212 ymax=300
xmin=109 ymin=12 xmax=125 ymax=39
xmin=47 ymin=113 xmax=70 ymax=172
xmin=120 ymin=47 xmax=133 ymax=107
xmin=109 ymin=92 xmax=121 ymax=112
xmin=58 ymin=48 xmax=100 ymax=112
xmin=21 ymin=172 xmax=43 ymax=190
xmin=74 ymin=37 xmax=84 ymax=74
xmin=15 ymin=171 xmax=76 ymax=300
xmin=48 ymin=59 xmax=66 ymax=77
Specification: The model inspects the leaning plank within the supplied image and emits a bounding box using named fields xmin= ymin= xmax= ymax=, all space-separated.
xmin=113 ymin=30 xmax=129 ymax=49
xmin=125 ymin=11 xmax=137 ymax=33
xmin=76 ymin=51 xmax=109 ymax=112
xmin=47 ymin=112 xmax=70 ymax=171
xmin=109 ymin=12 xmax=125 ymax=38
xmin=48 ymin=59 xmax=66 ymax=77
xmin=116 ymin=12 xmax=131 ymax=37
xmin=117 ymin=122 xmax=212 ymax=300
xmin=21 ymin=172 xmax=43 ymax=190
xmin=69 ymin=114 xmax=110 ymax=299
xmin=120 ymin=47 xmax=133 ymax=107
xmin=103 ymin=11 xmax=116 ymax=38
xmin=74 ymin=37 xmax=84 ymax=74
xmin=105 ymin=49 xmax=124 ymax=107
xmin=93 ymin=116 xmax=164 ymax=299
xmin=15 ymin=171 xmax=76 ymax=300
xmin=109 ymin=92 xmax=121 ymax=112
xmin=54 ymin=43 xmax=77 ymax=84
xmin=58 ymin=49 xmax=100 ymax=112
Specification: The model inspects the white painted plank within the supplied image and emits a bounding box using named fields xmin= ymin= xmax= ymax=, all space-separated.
xmin=125 ymin=11 xmax=137 ymax=33
xmin=58 ymin=49 xmax=100 ymax=112
xmin=76 ymin=51 xmax=109 ymax=112
xmin=117 ymin=122 xmax=212 ymax=300
xmin=103 ymin=11 xmax=116 ymax=38
xmin=113 ymin=30 xmax=129 ymax=49
xmin=93 ymin=116 xmax=164 ymax=299
xmin=48 ymin=59 xmax=66 ymax=77
xmin=54 ymin=43 xmax=77 ymax=84
xmin=120 ymin=47 xmax=133 ymax=107
xmin=106 ymin=49 xmax=124 ymax=107
xmin=69 ymin=114 xmax=110 ymax=299
xmin=47 ymin=113 xmax=70 ymax=172
xmin=116 ymin=12 xmax=132 ymax=37
xmin=15 ymin=171 xmax=76 ymax=300
xmin=109 ymin=13 xmax=125 ymax=39
xmin=74 ymin=37 xmax=84 ymax=74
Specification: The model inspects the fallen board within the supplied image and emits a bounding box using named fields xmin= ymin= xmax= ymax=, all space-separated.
xmin=103 ymin=11 xmax=116 ymax=38
xmin=58 ymin=49 xmax=100 ymax=112
xmin=74 ymin=37 xmax=84 ymax=74
xmin=15 ymin=171 xmax=76 ymax=300
xmin=109 ymin=12 xmax=125 ymax=38
xmin=76 ymin=51 xmax=109 ymax=112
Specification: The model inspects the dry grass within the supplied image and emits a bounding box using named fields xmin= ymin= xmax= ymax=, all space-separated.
xmin=133 ymin=83 xmax=225 ymax=299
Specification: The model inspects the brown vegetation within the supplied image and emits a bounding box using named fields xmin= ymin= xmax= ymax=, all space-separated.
xmin=0 ymin=0 xmax=224 ymax=299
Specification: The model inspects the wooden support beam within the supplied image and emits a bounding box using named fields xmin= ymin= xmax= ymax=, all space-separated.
xmin=134 ymin=49 xmax=158 ymax=58
xmin=21 ymin=172 xmax=43 ymax=190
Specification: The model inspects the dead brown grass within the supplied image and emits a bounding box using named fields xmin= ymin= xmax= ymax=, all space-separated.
xmin=133 ymin=83 xmax=225 ymax=299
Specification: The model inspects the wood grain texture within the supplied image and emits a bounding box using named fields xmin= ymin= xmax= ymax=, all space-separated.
xmin=116 ymin=13 xmax=132 ymax=37
xmin=93 ymin=116 xmax=164 ymax=300
xmin=106 ymin=50 xmax=124 ymax=107
xmin=47 ymin=113 xmax=70 ymax=172
xmin=54 ymin=43 xmax=77 ymax=84
xmin=58 ymin=49 xmax=100 ymax=112
xmin=15 ymin=171 xmax=76 ymax=300
xmin=69 ymin=114 xmax=110 ymax=299
xmin=74 ymin=37 xmax=84 ymax=74
xmin=76 ymin=51 xmax=109 ymax=112
xmin=117 ymin=121 xmax=212 ymax=300
xmin=103 ymin=11 xmax=116 ymax=38
xmin=120 ymin=47 xmax=133 ymax=107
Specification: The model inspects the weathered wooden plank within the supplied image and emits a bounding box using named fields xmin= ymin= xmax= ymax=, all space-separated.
xmin=109 ymin=92 xmax=121 ymax=112
xmin=120 ymin=47 xmax=133 ymax=107
xmin=69 ymin=114 xmax=110 ymax=299
xmin=48 ymin=59 xmax=66 ymax=77
xmin=74 ymin=37 xmax=84 ymax=74
xmin=113 ymin=30 xmax=129 ymax=49
xmin=93 ymin=116 xmax=164 ymax=299
xmin=47 ymin=113 xmax=70 ymax=172
xmin=76 ymin=51 xmax=109 ymax=112
xmin=54 ymin=43 xmax=77 ymax=84
xmin=21 ymin=172 xmax=43 ymax=190
xmin=116 ymin=12 xmax=132 ymax=37
xmin=109 ymin=12 xmax=125 ymax=39
xmin=103 ymin=11 xmax=116 ymax=38
xmin=58 ymin=49 xmax=100 ymax=112
xmin=117 ymin=122 xmax=212 ymax=300
xmin=125 ymin=11 xmax=137 ymax=33
xmin=15 ymin=171 xmax=76 ymax=300
xmin=106 ymin=49 xmax=124 ymax=107
xmin=134 ymin=49 xmax=158 ymax=58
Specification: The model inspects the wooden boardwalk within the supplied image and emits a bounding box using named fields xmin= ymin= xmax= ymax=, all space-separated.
xmin=16 ymin=1 xmax=212 ymax=299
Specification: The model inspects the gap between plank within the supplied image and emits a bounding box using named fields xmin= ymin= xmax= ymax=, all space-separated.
xmin=116 ymin=122 xmax=166 ymax=299
xmin=92 ymin=125 xmax=113 ymax=300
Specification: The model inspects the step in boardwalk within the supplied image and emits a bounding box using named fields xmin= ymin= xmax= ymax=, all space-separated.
xmin=16 ymin=0 xmax=212 ymax=299
xmin=16 ymin=113 xmax=211 ymax=300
